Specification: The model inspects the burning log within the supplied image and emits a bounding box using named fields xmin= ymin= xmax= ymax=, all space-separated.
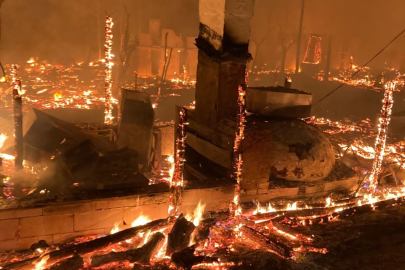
xmin=47 ymin=255 xmax=83 ymax=270
xmin=2 ymin=217 xmax=174 ymax=270
xmin=239 ymin=226 xmax=294 ymax=259
xmin=90 ymin=232 xmax=166 ymax=267
xmin=171 ymin=245 xmax=219 ymax=270
xmin=166 ymin=214 xmax=196 ymax=256
xmin=281 ymin=197 xmax=405 ymax=227
xmin=269 ymin=222 xmax=313 ymax=243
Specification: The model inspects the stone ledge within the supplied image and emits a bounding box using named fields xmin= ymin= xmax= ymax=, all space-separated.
xmin=0 ymin=185 xmax=235 ymax=251
xmin=43 ymin=202 xmax=95 ymax=216
xmin=0 ymin=219 xmax=19 ymax=241
xmin=0 ymin=208 xmax=43 ymax=220
xmin=20 ymin=214 xmax=74 ymax=238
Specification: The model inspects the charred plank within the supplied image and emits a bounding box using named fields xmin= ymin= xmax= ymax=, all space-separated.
xmin=239 ymin=226 xmax=294 ymax=259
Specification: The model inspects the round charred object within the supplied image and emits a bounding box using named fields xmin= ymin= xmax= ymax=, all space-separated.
xmin=241 ymin=117 xmax=335 ymax=189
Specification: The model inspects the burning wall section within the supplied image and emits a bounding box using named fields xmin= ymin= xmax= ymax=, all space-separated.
xmin=0 ymin=185 xmax=233 ymax=251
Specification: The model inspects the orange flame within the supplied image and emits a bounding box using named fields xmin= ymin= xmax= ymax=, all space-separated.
xmin=33 ymin=254 xmax=50 ymax=270
xmin=131 ymin=214 xmax=151 ymax=228
xmin=53 ymin=92 xmax=63 ymax=101
xmin=110 ymin=221 xmax=121 ymax=234
xmin=0 ymin=133 xmax=7 ymax=150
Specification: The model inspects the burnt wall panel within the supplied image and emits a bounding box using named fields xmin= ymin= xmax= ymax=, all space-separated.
xmin=217 ymin=62 xmax=246 ymax=121
xmin=195 ymin=50 xmax=220 ymax=128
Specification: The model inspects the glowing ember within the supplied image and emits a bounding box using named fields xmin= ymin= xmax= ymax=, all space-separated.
xmin=104 ymin=15 xmax=114 ymax=125
xmin=53 ymin=92 xmax=63 ymax=101
xmin=10 ymin=64 xmax=17 ymax=85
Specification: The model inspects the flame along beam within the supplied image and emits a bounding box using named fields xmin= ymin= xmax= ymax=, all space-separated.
xmin=230 ymin=84 xmax=247 ymax=217
xmin=104 ymin=15 xmax=114 ymax=125
xmin=367 ymin=81 xmax=395 ymax=192
xmin=168 ymin=107 xmax=188 ymax=216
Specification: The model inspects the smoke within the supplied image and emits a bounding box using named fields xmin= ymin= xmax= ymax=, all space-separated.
xmin=0 ymin=0 xmax=403 ymax=69
xmin=250 ymin=0 xmax=405 ymax=70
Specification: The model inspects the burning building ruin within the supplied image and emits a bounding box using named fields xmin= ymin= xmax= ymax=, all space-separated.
xmin=0 ymin=0 xmax=405 ymax=269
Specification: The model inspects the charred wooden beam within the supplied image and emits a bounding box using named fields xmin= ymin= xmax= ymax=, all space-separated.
xmin=166 ymin=214 xmax=196 ymax=256
xmin=251 ymin=204 xmax=357 ymax=221
xmin=48 ymin=255 xmax=83 ymax=270
xmin=171 ymin=245 xmax=219 ymax=270
xmin=2 ymin=217 xmax=174 ymax=270
xmin=239 ymin=226 xmax=294 ymax=259
xmin=280 ymin=197 xmax=405 ymax=227
xmin=90 ymin=232 xmax=166 ymax=267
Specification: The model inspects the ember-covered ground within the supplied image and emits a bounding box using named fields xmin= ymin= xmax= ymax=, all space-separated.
xmin=2 ymin=200 xmax=405 ymax=270
xmin=1 ymin=58 xmax=405 ymax=269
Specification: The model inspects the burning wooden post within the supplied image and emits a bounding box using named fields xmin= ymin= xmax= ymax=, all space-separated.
xmin=134 ymin=71 xmax=138 ymax=90
xmin=168 ymin=107 xmax=188 ymax=216
xmin=295 ymin=0 xmax=306 ymax=74
xmin=13 ymin=79 xmax=23 ymax=170
xmin=366 ymin=82 xmax=395 ymax=192
xmin=230 ymin=84 xmax=247 ymax=218
xmin=284 ymin=77 xmax=292 ymax=88
xmin=0 ymin=133 xmax=7 ymax=175
xmin=104 ymin=15 xmax=114 ymax=125
xmin=323 ymin=37 xmax=332 ymax=82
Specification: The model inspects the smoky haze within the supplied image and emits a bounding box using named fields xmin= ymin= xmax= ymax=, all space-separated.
xmin=1 ymin=0 xmax=404 ymax=70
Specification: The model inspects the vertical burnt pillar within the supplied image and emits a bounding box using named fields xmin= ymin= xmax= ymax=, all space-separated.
xmin=117 ymin=89 xmax=154 ymax=170
xmin=195 ymin=0 xmax=255 ymax=128
xmin=13 ymin=80 xmax=23 ymax=170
